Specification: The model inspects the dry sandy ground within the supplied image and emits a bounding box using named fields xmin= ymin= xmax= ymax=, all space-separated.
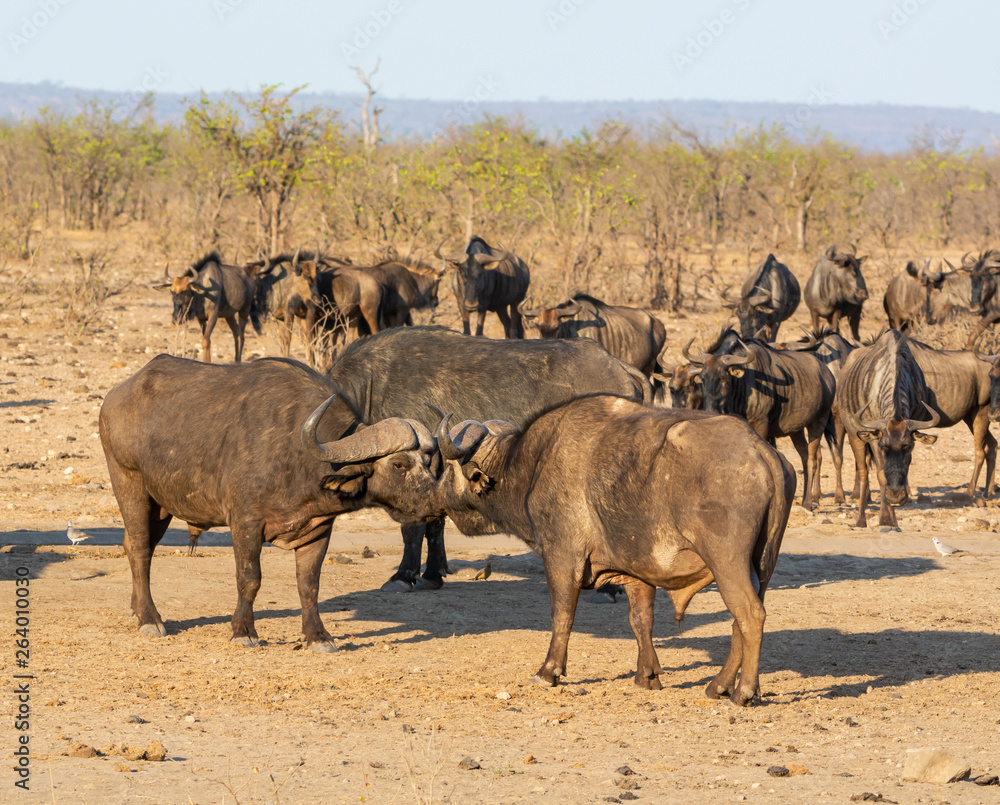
xmin=1 ymin=275 xmax=1000 ymax=804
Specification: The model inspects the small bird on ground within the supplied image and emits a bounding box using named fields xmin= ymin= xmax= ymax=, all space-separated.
xmin=932 ymin=537 xmax=963 ymax=556
xmin=473 ymin=562 xmax=492 ymax=581
xmin=66 ymin=521 xmax=92 ymax=546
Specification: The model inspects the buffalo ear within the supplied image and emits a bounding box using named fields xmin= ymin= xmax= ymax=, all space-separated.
xmin=913 ymin=432 xmax=938 ymax=445
xmin=463 ymin=464 xmax=493 ymax=496
xmin=322 ymin=465 xmax=372 ymax=497
xmin=857 ymin=430 xmax=880 ymax=444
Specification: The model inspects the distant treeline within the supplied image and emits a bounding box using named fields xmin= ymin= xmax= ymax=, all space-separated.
xmin=1 ymin=86 xmax=996 ymax=309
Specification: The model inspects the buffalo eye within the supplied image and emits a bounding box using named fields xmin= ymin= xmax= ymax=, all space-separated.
xmin=393 ymin=460 xmax=406 ymax=471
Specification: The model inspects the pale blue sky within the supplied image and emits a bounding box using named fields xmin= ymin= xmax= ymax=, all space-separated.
xmin=2 ymin=0 xmax=997 ymax=111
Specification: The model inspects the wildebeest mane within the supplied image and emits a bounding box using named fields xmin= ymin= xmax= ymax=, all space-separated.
xmin=191 ymin=250 xmax=225 ymax=274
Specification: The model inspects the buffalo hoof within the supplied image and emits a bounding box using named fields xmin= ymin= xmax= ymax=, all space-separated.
xmin=530 ymin=674 xmax=558 ymax=687
xmin=729 ymin=689 xmax=757 ymax=707
xmin=231 ymin=635 xmax=259 ymax=648
xmin=138 ymin=622 xmax=167 ymax=637
xmin=309 ymin=640 xmax=338 ymax=654
xmin=705 ymin=681 xmax=732 ymax=700
xmin=413 ymin=576 xmax=444 ymax=591
xmin=634 ymin=674 xmax=663 ymax=691
xmin=380 ymin=579 xmax=413 ymax=592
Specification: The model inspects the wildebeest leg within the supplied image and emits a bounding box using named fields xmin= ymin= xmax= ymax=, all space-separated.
xmin=458 ymin=305 xmax=471 ymax=336
xmin=413 ymin=518 xmax=447 ymax=591
xmin=200 ymin=311 xmax=219 ymax=363
xmin=872 ymin=451 xmax=898 ymax=528
xmin=847 ymin=432 xmax=869 ymax=527
xmin=511 ymin=305 xmax=525 ymax=339
xmin=832 ymin=415 xmax=847 ymax=504
xmin=225 ymin=314 xmax=244 ymax=363
xmin=810 ymin=307 xmax=821 ymax=334
xmin=474 ymin=309 xmax=487 ymax=337
xmin=622 ymin=580 xmax=662 ymax=690
xmin=707 ymin=565 xmax=766 ymax=706
xmin=533 ymin=562 xmax=582 ymax=686
xmin=495 ymin=306 xmax=512 ymax=339
xmin=805 ymin=420 xmax=825 ymax=508
xmin=789 ymin=430 xmax=813 ymax=510
xmin=278 ymin=314 xmax=294 ymax=358
xmin=830 ymin=309 xmax=843 ymax=336
xmin=230 ymin=523 xmax=264 ymax=646
xmin=966 ymin=409 xmax=996 ymax=497
xmin=848 ymin=309 xmax=862 ymax=341
xmin=966 ymin=319 xmax=989 ymax=351
xmin=382 ymin=523 xmax=424 ymax=591
xmin=294 ymin=532 xmax=337 ymax=652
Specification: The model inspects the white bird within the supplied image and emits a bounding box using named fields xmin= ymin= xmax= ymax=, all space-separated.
xmin=66 ymin=521 xmax=93 ymax=546
xmin=932 ymin=537 xmax=962 ymax=557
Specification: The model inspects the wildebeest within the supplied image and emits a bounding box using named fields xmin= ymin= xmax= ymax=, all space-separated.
xmin=325 ymin=325 xmax=651 ymax=591
xmin=298 ymin=258 xmax=384 ymax=345
xmin=882 ymin=259 xmax=971 ymax=332
xmin=517 ymin=293 xmax=667 ymax=376
xmin=153 ymin=251 xmax=261 ymax=363
xmin=431 ymin=396 xmax=795 ymax=704
xmin=99 ymin=354 xmax=442 ymax=650
xmin=803 ymin=244 xmax=869 ymax=340
xmin=834 ymin=330 xmax=940 ymax=527
xmin=721 ymin=253 xmax=801 ymax=342
xmin=964 ymin=250 xmax=1000 ymax=348
xmin=361 ymin=260 xmax=441 ymax=327
xmin=687 ymin=329 xmax=835 ymax=511
xmin=436 ymin=237 xmax=530 ymax=338
xmin=975 ymin=343 xmax=1000 ymax=426
xmin=652 ymin=361 xmax=703 ymax=409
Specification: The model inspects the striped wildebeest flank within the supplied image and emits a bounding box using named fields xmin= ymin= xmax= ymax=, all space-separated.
xmin=435 ymin=236 xmax=531 ymax=338
xmin=431 ymin=397 xmax=795 ymax=704
xmin=721 ymin=253 xmax=801 ymax=342
xmin=803 ymin=244 xmax=869 ymax=340
xmin=834 ymin=329 xmax=941 ymax=528
xmin=686 ymin=328 xmax=835 ymax=511
xmin=517 ymin=293 xmax=667 ymax=377
xmin=99 ymin=355 xmax=443 ymax=651
xmin=882 ymin=258 xmax=971 ymax=332
xmin=963 ymin=250 xmax=1000 ymax=348
xmin=152 ymin=251 xmax=261 ymax=363
xmin=325 ymin=325 xmax=651 ymax=592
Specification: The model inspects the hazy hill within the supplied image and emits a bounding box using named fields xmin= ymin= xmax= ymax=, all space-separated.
xmin=2 ymin=81 xmax=998 ymax=153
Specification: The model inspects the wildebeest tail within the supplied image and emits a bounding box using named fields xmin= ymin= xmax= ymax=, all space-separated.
xmin=249 ymin=294 xmax=264 ymax=335
xmin=621 ymin=362 xmax=653 ymax=404
xmin=752 ymin=442 xmax=795 ymax=600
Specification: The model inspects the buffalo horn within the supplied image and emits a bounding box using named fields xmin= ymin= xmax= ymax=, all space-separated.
xmin=302 ymin=394 xmax=428 ymax=464
xmin=433 ymin=411 xmax=488 ymax=462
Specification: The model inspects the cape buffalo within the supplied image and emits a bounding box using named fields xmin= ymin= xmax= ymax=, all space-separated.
xmin=325 ymin=325 xmax=651 ymax=591
xmin=721 ymin=253 xmax=801 ymax=342
xmin=517 ymin=293 xmax=667 ymax=377
xmin=436 ymin=236 xmax=530 ymax=338
xmin=834 ymin=330 xmax=940 ymax=527
xmin=99 ymin=355 xmax=442 ymax=650
xmin=803 ymin=244 xmax=869 ymax=340
xmin=153 ymin=251 xmax=261 ymax=363
xmin=432 ymin=396 xmax=795 ymax=705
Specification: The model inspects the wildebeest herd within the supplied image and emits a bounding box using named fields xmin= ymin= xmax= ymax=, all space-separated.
xmin=98 ymin=240 xmax=1000 ymax=705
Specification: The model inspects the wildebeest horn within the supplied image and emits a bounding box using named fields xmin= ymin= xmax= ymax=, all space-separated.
xmin=719 ymin=286 xmax=737 ymax=309
xmin=943 ymin=258 xmax=957 ymax=271
xmin=473 ymin=250 xmax=501 ymax=265
xmin=517 ymin=298 xmax=541 ymax=318
xmin=433 ymin=238 xmax=465 ymax=265
xmin=492 ymin=241 xmax=509 ymax=263
xmin=556 ymin=299 xmax=582 ymax=319
xmin=848 ymin=243 xmax=858 ymax=255
xmin=302 ymin=395 xmax=431 ymax=464
xmin=962 ymin=251 xmax=975 ymax=267
xmin=857 ymin=401 xmax=888 ymax=433
xmin=682 ymin=338 xmax=711 ymax=365
xmin=826 ymin=245 xmax=837 ymax=260
xmin=905 ymin=401 xmax=941 ymax=432
xmin=291 ymin=245 xmax=302 ymax=271
xmin=747 ymin=292 xmax=771 ymax=308
xmin=680 ymin=337 xmax=697 ymax=361
xmin=433 ymin=410 xmax=489 ymax=463
xmin=719 ymin=348 xmax=753 ymax=368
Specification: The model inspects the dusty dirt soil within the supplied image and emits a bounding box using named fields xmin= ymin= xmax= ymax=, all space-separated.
xmin=2 ymin=260 xmax=1000 ymax=804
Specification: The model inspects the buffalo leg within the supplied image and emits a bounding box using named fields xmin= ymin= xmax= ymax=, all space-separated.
xmin=623 ymin=580 xmax=662 ymax=690
xmin=294 ymin=532 xmax=337 ymax=652
xmin=382 ymin=523 xmax=425 ymax=591
xmin=230 ymin=523 xmax=264 ymax=646
xmin=413 ymin=518 xmax=447 ymax=591
xmin=847 ymin=431 xmax=870 ymax=527
xmin=706 ymin=561 xmax=766 ymax=706
xmin=533 ymin=561 xmax=583 ymax=686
